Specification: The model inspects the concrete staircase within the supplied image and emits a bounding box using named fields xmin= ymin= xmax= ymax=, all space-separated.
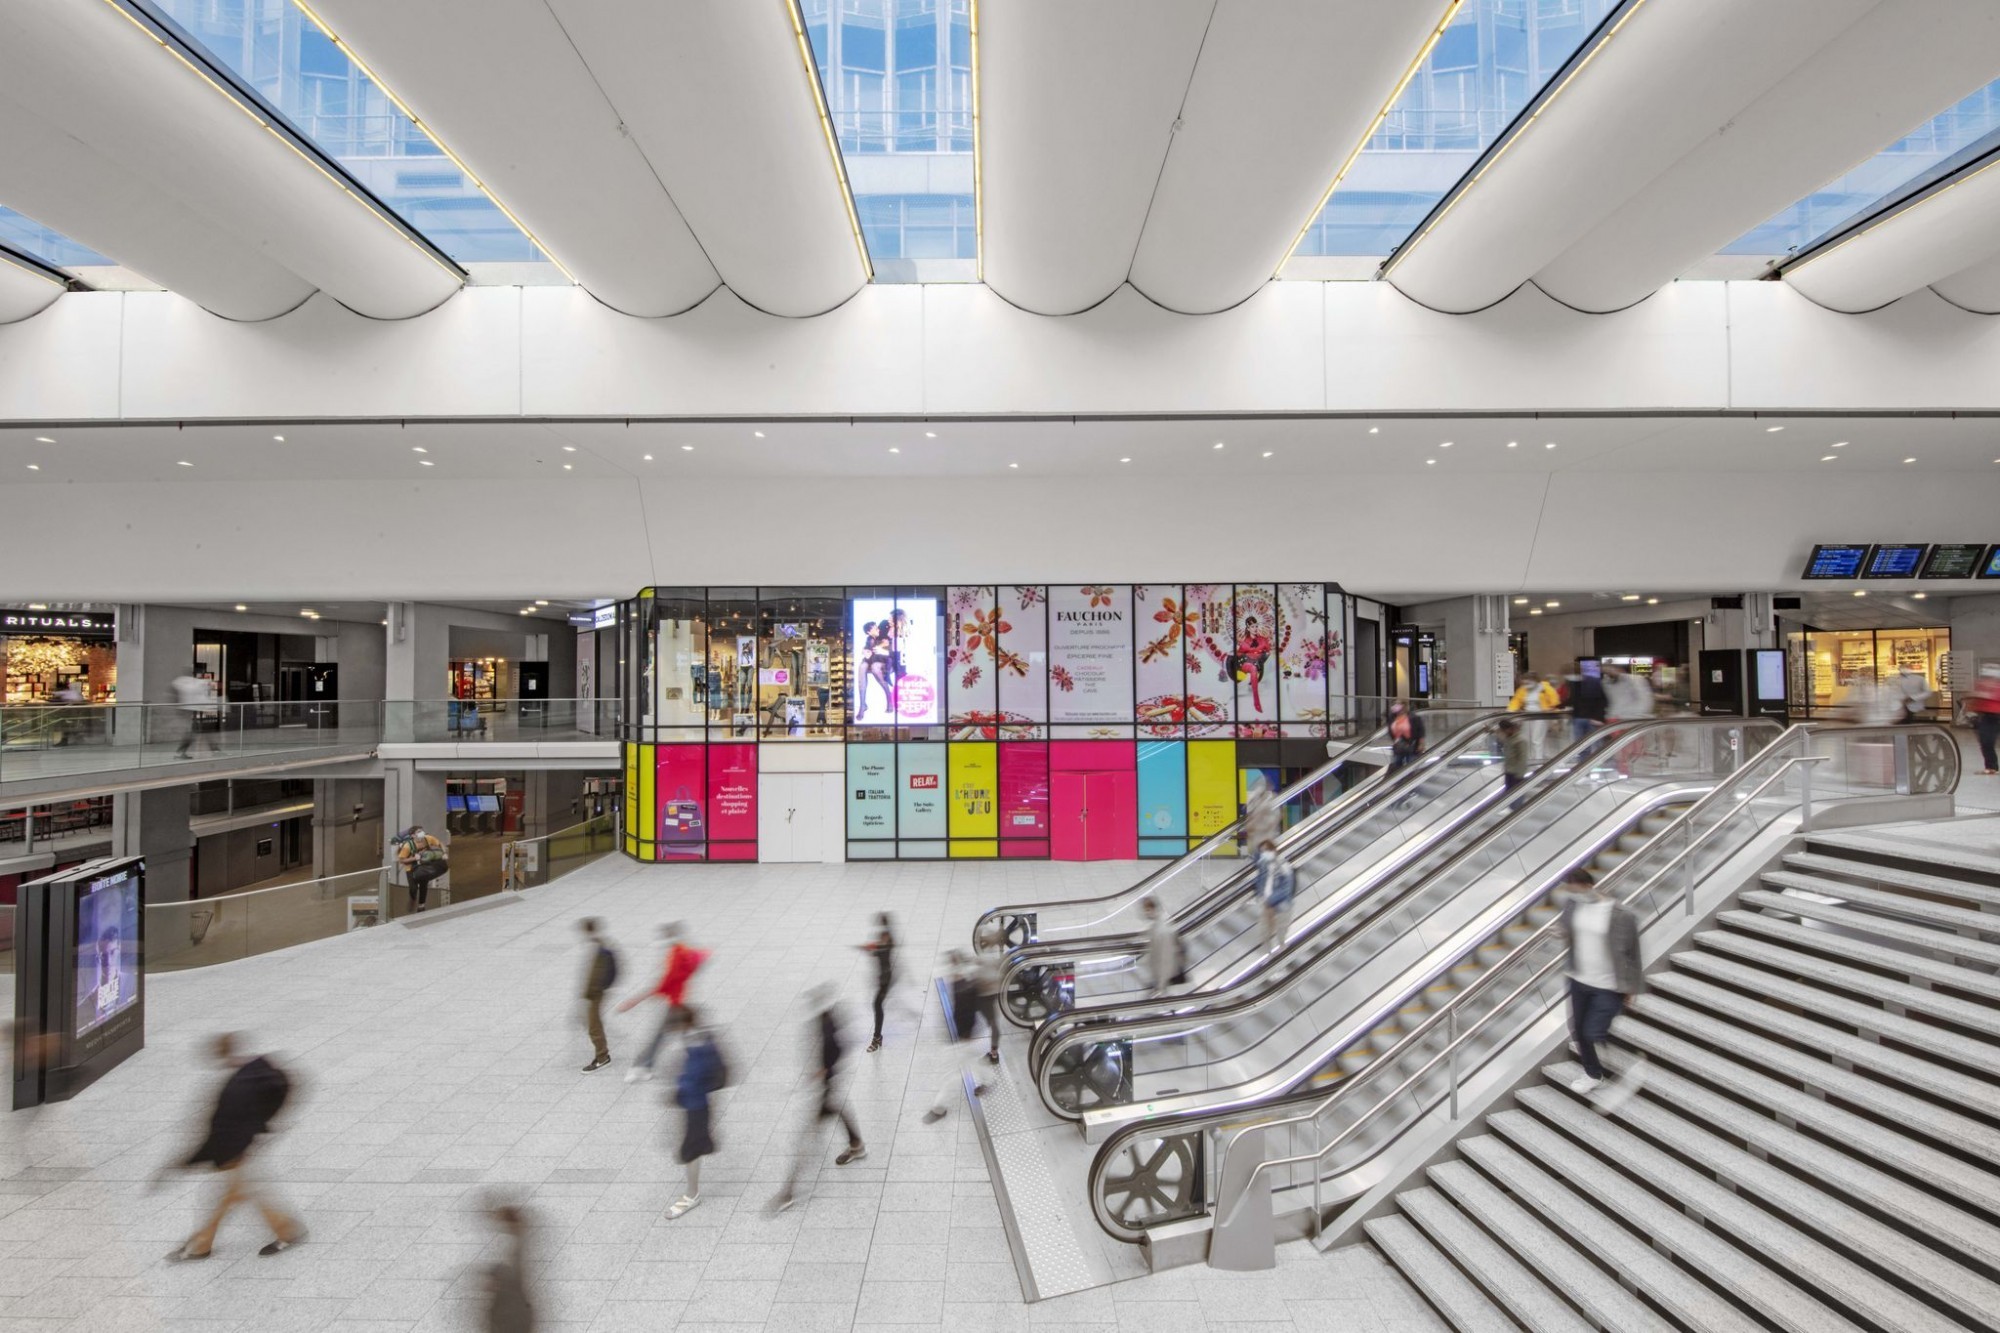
xmin=1360 ymin=834 xmax=2000 ymax=1330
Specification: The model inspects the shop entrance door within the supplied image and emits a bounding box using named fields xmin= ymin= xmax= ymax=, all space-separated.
xmin=1052 ymin=771 xmax=1137 ymax=861
xmin=758 ymin=773 xmax=843 ymax=863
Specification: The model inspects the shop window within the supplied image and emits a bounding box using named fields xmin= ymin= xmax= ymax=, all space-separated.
xmin=757 ymin=589 xmax=845 ymax=740
xmin=706 ymin=593 xmax=758 ymax=741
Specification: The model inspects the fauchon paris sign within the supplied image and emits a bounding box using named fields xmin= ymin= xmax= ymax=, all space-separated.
xmin=0 ymin=609 xmax=116 ymax=638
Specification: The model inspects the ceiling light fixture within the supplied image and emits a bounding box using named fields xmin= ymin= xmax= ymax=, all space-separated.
xmin=1913 ymin=592 xmax=1928 ymax=600
xmin=925 ymin=431 xmax=938 ymax=439
xmin=1440 ymin=441 xmax=1453 ymax=448
xmin=272 ymin=435 xmax=284 ymax=442
xmin=33 ymin=436 xmax=54 ymax=444
xmin=1368 ymin=427 xmax=1379 ymax=434
xmin=1831 ymin=441 xmax=1847 ymax=448
xmin=1213 ymin=442 xmax=1225 ymax=450
xmin=562 ymin=463 xmax=573 ymax=470
xmin=176 ymin=460 xmax=193 ymax=467
xmin=1425 ymin=458 xmax=1436 ymax=465
xmin=562 ymin=445 xmax=577 ymax=452
xmin=1120 ymin=457 xmax=1132 ymax=464
xmin=1853 ymin=590 xmax=1867 ymax=598
xmin=1904 ymin=457 xmax=1916 ymax=464
xmin=682 ymin=445 xmax=695 ymax=452
xmin=1507 ymin=440 xmax=1518 ymax=448
xmin=783 ymin=0 xmax=874 ymax=281
xmin=1646 ymin=597 xmax=1659 ymax=605
xmin=642 ymin=454 xmax=654 ymax=461
xmin=1821 ymin=455 xmax=1837 ymax=462
xmin=24 ymin=464 xmax=37 ymax=471
xmin=1621 ymin=594 xmax=1640 ymax=601
xmin=753 ymin=431 xmax=765 ymax=439
xmin=1281 ymin=0 xmax=1464 ymax=270
xmin=970 ymin=0 xmax=984 ymax=279
xmin=1546 ymin=601 xmax=1560 ymax=608
xmin=234 ymin=604 xmax=247 ymax=612
xmin=419 ymin=460 xmax=434 ymax=467
xmin=1545 ymin=442 xmax=1557 ymax=450
xmin=1512 ymin=597 xmax=1528 ymax=604
xmin=412 ymin=446 xmax=427 ymax=453
xmin=1262 ymin=451 xmax=1274 ymax=458
xmin=534 ymin=600 xmax=549 ymax=607
xmin=1529 ymin=608 xmax=1543 ymax=616
xmin=1765 ymin=425 xmax=1784 ymax=433
xmin=292 ymin=1 xmax=576 ymax=284
xmin=1009 ymin=462 xmax=1019 ymax=469
xmin=888 ymin=447 xmax=900 ymax=453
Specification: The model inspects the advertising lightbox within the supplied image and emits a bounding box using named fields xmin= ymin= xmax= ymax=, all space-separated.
xmin=851 ymin=597 xmax=941 ymax=725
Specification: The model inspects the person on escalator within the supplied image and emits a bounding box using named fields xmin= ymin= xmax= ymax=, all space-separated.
xmin=1387 ymin=703 xmax=1425 ymax=773
xmin=1242 ymin=774 xmax=1280 ymax=857
xmin=1557 ymin=869 xmax=1645 ymax=1109
xmin=1138 ymin=895 xmax=1183 ymax=994
xmin=1253 ymin=839 xmax=1296 ymax=955
xmin=1508 ymin=672 xmax=1560 ymax=762
xmin=1498 ymin=718 xmax=1531 ymax=805
xmin=1566 ymin=662 xmax=1608 ymax=745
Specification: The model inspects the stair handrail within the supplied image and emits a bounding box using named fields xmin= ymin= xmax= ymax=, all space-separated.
xmin=1201 ymin=722 xmax=1957 ymax=1241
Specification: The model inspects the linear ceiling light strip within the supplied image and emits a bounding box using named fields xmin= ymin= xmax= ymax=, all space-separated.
xmin=0 ymin=242 xmax=72 ymax=290
xmin=785 ymin=0 xmax=874 ymax=282
xmin=970 ymin=0 xmax=983 ymax=282
xmin=100 ymin=0 xmax=465 ymax=284
xmin=1779 ymin=142 xmax=2000 ymax=279
xmin=1277 ymin=0 xmax=1465 ymax=274
xmin=291 ymin=1 xmax=575 ymax=284
xmin=1378 ymin=0 xmax=1648 ymax=282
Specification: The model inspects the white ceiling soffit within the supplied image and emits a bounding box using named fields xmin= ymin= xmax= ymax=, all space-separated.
xmin=1128 ymin=0 xmax=1450 ymax=314
xmin=1786 ymin=154 xmax=2000 ymax=311
xmin=1539 ymin=0 xmax=2000 ymax=312
xmin=0 ymin=1 xmax=459 ymax=321
xmin=1930 ymin=240 xmax=2000 ymax=312
xmin=1388 ymin=0 xmax=1878 ymax=314
xmin=979 ymin=0 xmax=1211 ymax=315
xmin=546 ymin=0 xmax=866 ymax=318
xmin=0 ymin=255 xmax=63 ymax=323
xmin=302 ymin=0 xmax=719 ymax=318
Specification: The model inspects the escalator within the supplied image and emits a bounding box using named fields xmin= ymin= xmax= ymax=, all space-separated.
xmin=994 ymin=710 xmax=1524 ymax=1030
xmin=1036 ymin=719 xmax=1760 ymax=1131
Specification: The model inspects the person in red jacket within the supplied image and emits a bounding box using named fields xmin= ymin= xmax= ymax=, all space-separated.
xmin=616 ymin=922 xmax=708 ymax=1083
xmin=1968 ymin=663 xmax=2000 ymax=776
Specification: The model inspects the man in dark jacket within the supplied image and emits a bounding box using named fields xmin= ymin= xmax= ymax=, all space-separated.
xmin=772 ymin=986 xmax=865 ymax=1213
xmin=579 ymin=918 xmax=617 ymax=1072
xmin=172 ymin=1033 xmax=302 ymax=1260
xmin=1556 ymin=869 xmax=1645 ymax=1105
xmin=1566 ymin=662 xmax=1608 ymax=743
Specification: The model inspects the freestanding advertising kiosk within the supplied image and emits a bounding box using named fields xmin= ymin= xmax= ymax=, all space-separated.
xmin=11 ymin=856 xmax=145 ymax=1110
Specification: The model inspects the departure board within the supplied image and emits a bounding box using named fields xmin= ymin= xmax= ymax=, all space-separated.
xmin=1862 ymin=544 xmax=1927 ymax=578
xmin=1922 ymin=544 xmax=1988 ymax=579
xmin=1802 ymin=544 xmax=1868 ymax=579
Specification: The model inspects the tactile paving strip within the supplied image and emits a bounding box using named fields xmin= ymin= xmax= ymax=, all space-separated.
xmin=983 ymin=1113 xmax=1104 ymax=1300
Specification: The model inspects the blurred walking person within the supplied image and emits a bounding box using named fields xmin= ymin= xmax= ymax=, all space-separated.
xmin=482 ymin=1203 xmax=536 ymax=1333
xmin=668 ymin=1006 xmax=728 ymax=1219
xmin=1968 ymin=663 xmax=2000 ymax=775
xmin=857 ymin=912 xmax=897 ymax=1052
xmin=1387 ymin=702 xmax=1426 ymax=773
xmin=1241 ymin=773 xmax=1280 ymax=857
xmin=1498 ymin=717 xmax=1532 ymax=805
xmin=773 ymin=986 xmax=865 ymax=1211
xmin=170 ymin=672 xmax=220 ymax=759
xmin=166 ymin=1034 xmax=303 ymax=1261
xmin=1558 ymin=870 xmax=1645 ymax=1109
xmin=1508 ymin=672 xmax=1560 ymax=762
xmin=578 ymin=918 xmax=619 ymax=1072
xmin=617 ymin=922 xmax=707 ymax=1082
xmin=1253 ymin=839 xmax=1295 ymax=955
xmin=1138 ymin=895 xmax=1183 ymax=996
xmin=924 ymin=950 xmax=998 ymax=1123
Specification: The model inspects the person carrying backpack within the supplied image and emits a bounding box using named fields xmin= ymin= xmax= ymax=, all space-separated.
xmin=578 ymin=918 xmax=619 ymax=1072
xmin=1253 ymin=839 xmax=1296 ymax=955
xmin=667 ymin=1006 xmax=728 ymax=1219
xmin=394 ymin=825 xmax=449 ymax=914
xmin=166 ymin=1033 xmax=303 ymax=1261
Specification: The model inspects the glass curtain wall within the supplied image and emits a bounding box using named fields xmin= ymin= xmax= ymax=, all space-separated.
xmin=1786 ymin=626 xmax=1952 ymax=720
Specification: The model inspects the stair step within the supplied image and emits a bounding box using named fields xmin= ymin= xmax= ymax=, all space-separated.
xmin=1647 ymin=973 xmax=2000 ymax=1114
xmin=1803 ymin=830 xmax=2000 ymax=879
xmin=1670 ymin=951 xmax=2000 ymax=1072
xmin=1398 ymin=1186 xmax=1594 ymax=1333
xmin=1520 ymin=1081 xmax=1980 ymax=1332
xmin=1537 ymin=1063 xmax=2000 ymax=1326
xmin=1428 ymin=1161 xmax=1676 ymax=1333
xmin=1488 ymin=1106 xmax=1869 ymax=1333
xmin=1581 ymin=1049 xmax=2000 ymax=1270
xmin=1364 ymin=1214 xmax=1519 ymax=1333
xmin=1455 ymin=1138 xmax=1766 ymax=1333
xmin=1740 ymin=890 xmax=2000 ymax=969
xmin=1783 ymin=850 xmax=2000 ymax=908
xmin=1695 ymin=930 xmax=2000 ymax=1038
xmin=1628 ymin=999 xmax=2000 ymax=1166
xmin=1715 ymin=909 xmax=2000 ymax=1004
xmin=1761 ymin=873 xmax=2000 ymax=938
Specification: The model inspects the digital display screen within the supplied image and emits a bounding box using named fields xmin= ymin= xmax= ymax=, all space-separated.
xmin=447 ymin=795 xmax=467 ymax=812
xmin=1754 ymin=649 xmax=1786 ymax=702
xmin=1579 ymin=659 xmax=1602 ymax=679
xmin=471 ymin=795 xmax=501 ymax=813
xmin=1982 ymin=548 xmax=2000 ymax=580
xmin=72 ymin=868 xmax=140 ymax=1041
xmin=1923 ymin=543 xmax=1990 ymax=578
xmin=1802 ymin=544 xmax=1868 ymax=579
xmin=1862 ymin=544 xmax=1927 ymax=578
xmin=851 ymin=597 xmax=940 ymax=725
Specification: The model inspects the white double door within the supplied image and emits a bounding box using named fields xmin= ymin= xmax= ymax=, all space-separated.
xmin=759 ymin=772 xmax=845 ymax=863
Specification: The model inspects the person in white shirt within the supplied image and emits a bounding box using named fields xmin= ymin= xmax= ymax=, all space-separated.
xmin=1556 ymin=868 xmax=1644 ymax=1101
xmin=170 ymin=674 xmax=220 ymax=759
xmin=1138 ymin=895 xmax=1181 ymax=995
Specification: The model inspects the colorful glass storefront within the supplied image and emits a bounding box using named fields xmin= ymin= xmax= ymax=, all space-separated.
xmin=1784 ymin=626 xmax=1953 ymax=719
xmin=617 ymin=585 xmax=1377 ymax=863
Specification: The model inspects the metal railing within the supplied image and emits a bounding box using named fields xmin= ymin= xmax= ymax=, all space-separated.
xmin=381 ymin=698 xmax=621 ymax=744
xmin=1184 ymin=722 xmax=1958 ymax=1251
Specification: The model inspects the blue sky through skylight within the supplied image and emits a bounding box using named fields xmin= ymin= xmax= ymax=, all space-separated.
xmin=0 ymin=207 xmax=112 ymax=270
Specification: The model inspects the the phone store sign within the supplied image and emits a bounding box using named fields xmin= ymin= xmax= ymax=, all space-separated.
xmin=0 ymin=609 xmax=115 ymax=638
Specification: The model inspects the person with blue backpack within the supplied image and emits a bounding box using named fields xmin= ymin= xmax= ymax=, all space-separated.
xmin=1254 ymin=838 xmax=1296 ymax=956
xmin=666 ymin=1005 xmax=728 ymax=1219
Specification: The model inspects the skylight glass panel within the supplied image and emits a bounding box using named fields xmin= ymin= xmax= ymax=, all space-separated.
xmin=1293 ymin=0 xmax=1620 ymax=261
xmin=801 ymin=0 xmax=977 ymax=283
xmin=142 ymin=0 xmax=540 ymax=264
xmin=0 ymin=207 xmax=112 ymax=270
xmin=1724 ymin=78 xmax=2000 ymax=259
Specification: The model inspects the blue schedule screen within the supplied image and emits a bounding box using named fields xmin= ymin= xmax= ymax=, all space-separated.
xmin=1863 ymin=544 xmax=1927 ymax=578
xmin=1803 ymin=545 xmax=1868 ymax=579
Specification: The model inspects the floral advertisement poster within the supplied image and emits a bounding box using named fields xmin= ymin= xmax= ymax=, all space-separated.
xmin=1231 ymin=584 xmax=1279 ymax=735
xmin=1180 ymin=584 xmax=1236 ymax=738
xmin=1049 ymin=585 xmax=1134 ymax=725
xmin=1279 ymin=583 xmax=1336 ymax=735
xmin=1134 ymin=585 xmax=1194 ymax=736
xmin=946 ymin=586 xmax=999 ymax=725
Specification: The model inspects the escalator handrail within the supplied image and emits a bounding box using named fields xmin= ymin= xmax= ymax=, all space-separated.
xmin=997 ymin=710 xmax=1522 ymax=1008
xmin=1029 ymin=712 xmax=1753 ymax=1070
xmin=1046 ymin=719 xmax=1761 ymax=1118
xmin=1201 ymin=721 xmax=1956 ymax=1231
xmin=972 ymin=703 xmax=1487 ymax=950
xmin=1086 ymin=718 xmax=1839 ymax=1242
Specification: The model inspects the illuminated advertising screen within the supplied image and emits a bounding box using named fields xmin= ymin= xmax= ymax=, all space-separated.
xmin=72 ymin=865 xmax=141 ymax=1043
xmin=851 ymin=597 xmax=941 ymax=725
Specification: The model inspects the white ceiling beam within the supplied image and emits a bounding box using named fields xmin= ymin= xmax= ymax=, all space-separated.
xmin=1786 ymin=153 xmax=2000 ymax=311
xmin=546 ymin=0 xmax=866 ymax=318
xmin=979 ymin=0 xmax=1211 ymax=315
xmin=0 ymin=253 xmax=64 ymax=323
xmin=1129 ymin=0 xmax=1455 ymax=314
xmin=1539 ymin=0 xmax=2000 ymax=311
xmin=1387 ymin=0 xmax=1880 ymax=314
xmin=301 ymin=0 xmax=720 ymax=318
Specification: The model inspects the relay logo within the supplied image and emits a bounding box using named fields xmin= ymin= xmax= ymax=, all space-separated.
xmin=908 ymin=774 xmax=939 ymax=790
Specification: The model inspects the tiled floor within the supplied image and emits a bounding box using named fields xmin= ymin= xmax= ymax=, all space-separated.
xmin=0 ymin=855 xmax=1443 ymax=1332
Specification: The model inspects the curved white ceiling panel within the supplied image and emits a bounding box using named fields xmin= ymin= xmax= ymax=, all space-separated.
xmin=1787 ymin=157 xmax=2000 ymax=311
xmin=0 ymin=255 xmax=63 ymax=324
xmin=0 ymin=1 xmax=459 ymax=320
xmin=303 ymin=0 xmax=719 ymax=318
xmin=1539 ymin=0 xmax=2000 ymax=312
xmin=1931 ymin=246 xmax=2000 ymax=313
xmin=980 ymin=0 xmax=1211 ymax=314
xmin=1388 ymin=0 xmax=1877 ymax=314
xmin=547 ymin=0 xmax=866 ymax=318
xmin=1129 ymin=0 xmax=1451 ymax=314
